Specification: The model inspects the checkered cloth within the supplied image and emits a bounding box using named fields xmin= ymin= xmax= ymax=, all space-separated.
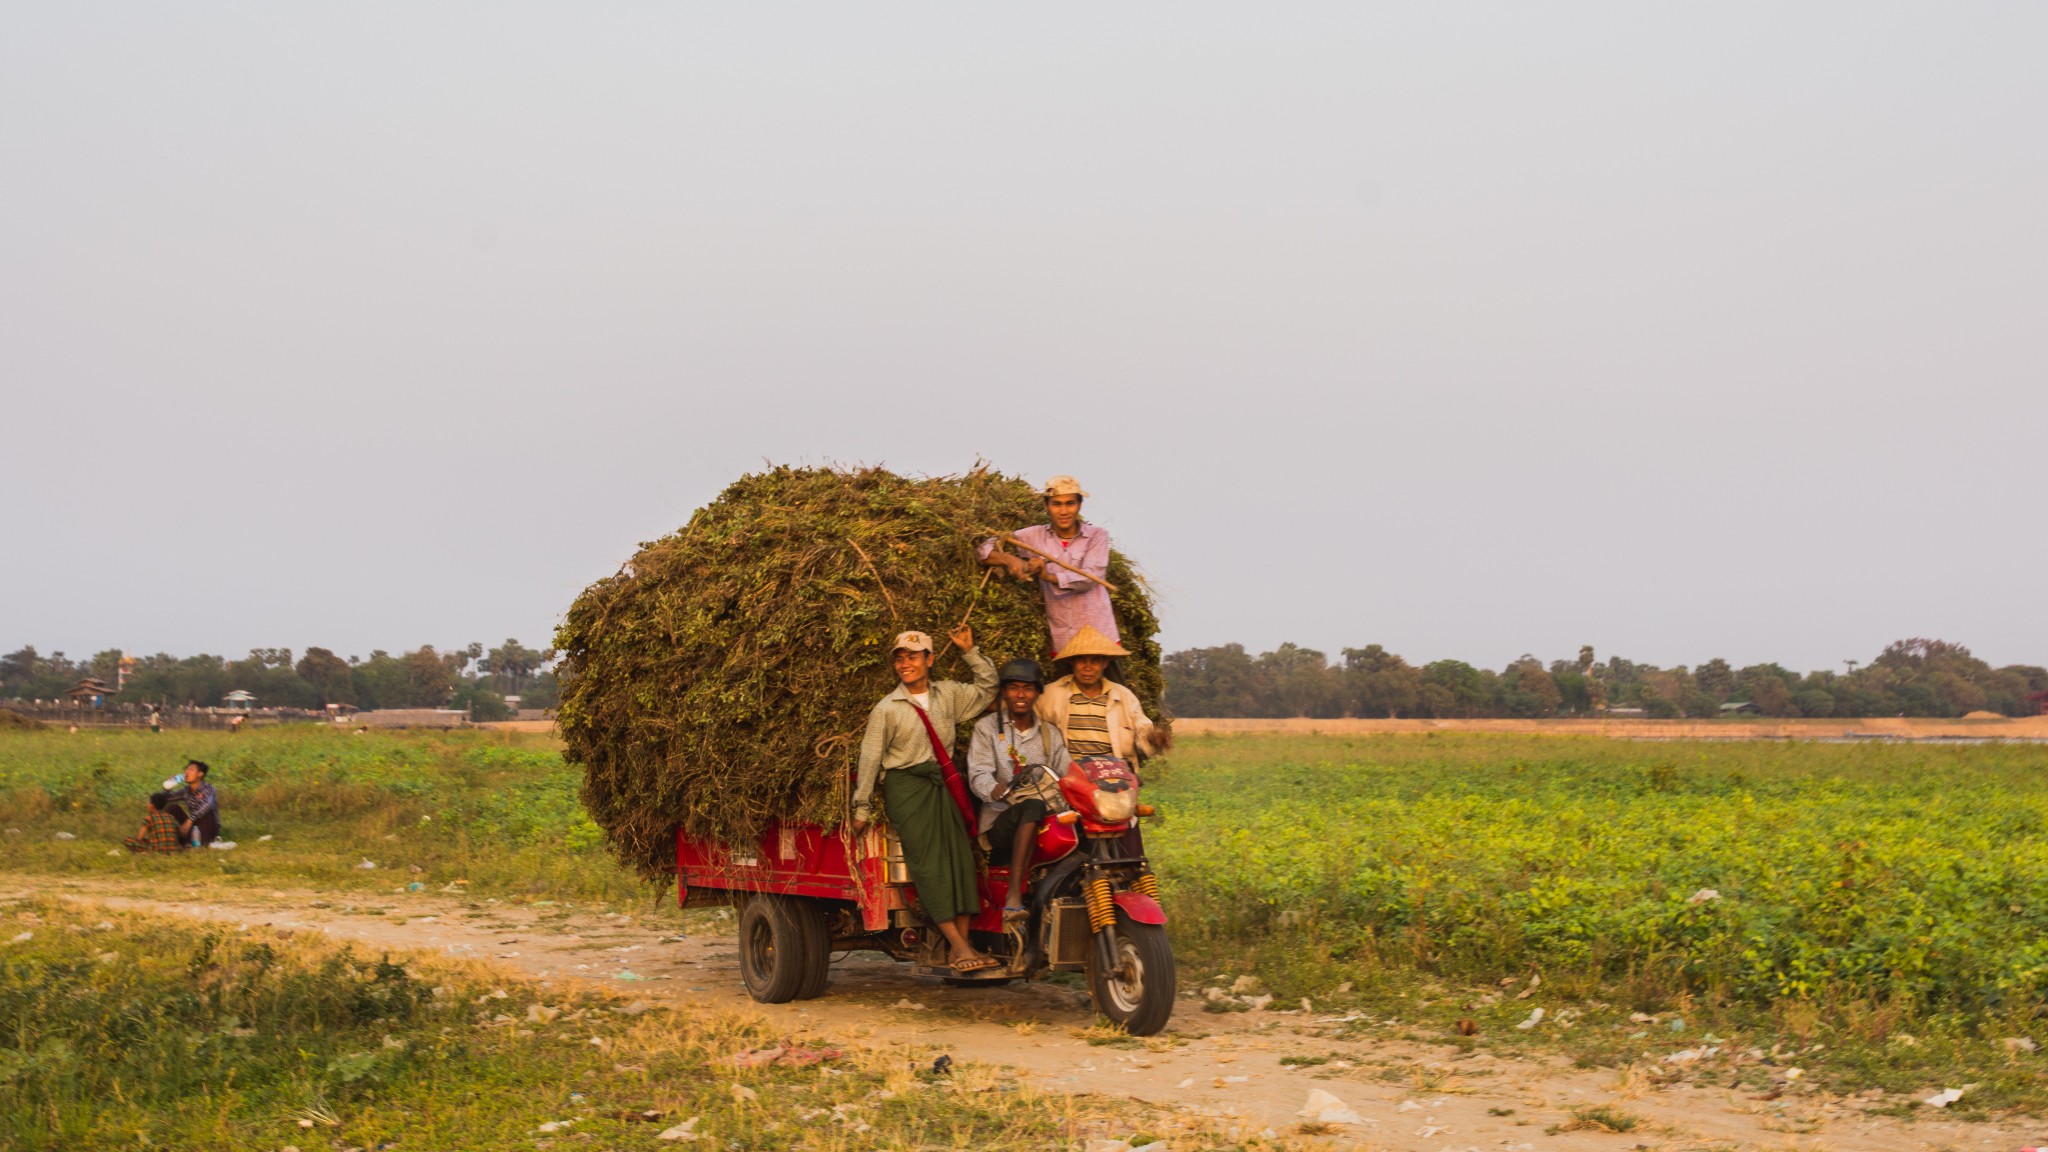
xmin=125 ymin=806 xmax=185 ymax=853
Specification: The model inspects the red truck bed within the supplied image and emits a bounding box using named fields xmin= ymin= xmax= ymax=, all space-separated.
xmin=676 ymin=821 xmax=904 ymax=932
xmin=676 ymin=821 xmax=1026 ymax=935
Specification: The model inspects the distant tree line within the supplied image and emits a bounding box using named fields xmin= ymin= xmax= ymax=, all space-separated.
xmin=1163 ymin=639 xmax=2048 ymax=720
xmin=0 ymin=639 xmax=558 ymax=722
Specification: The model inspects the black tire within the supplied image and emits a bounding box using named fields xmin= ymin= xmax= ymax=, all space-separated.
xmin=789 ymin=898 xmax=832 ymax=1000
xmin=1085 ymin=911 xmax=1176 ymax=1036
xmin=737 ymin=895 xmax=813 ymax=1004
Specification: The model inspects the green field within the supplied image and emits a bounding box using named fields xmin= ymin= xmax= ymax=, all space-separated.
xmin=7 ymin=726 xmax=2048 ymax=1115
xmin=0 ymin=897 xmax=1159 ymax=1151
xmin=0 ymin=727 xmax=632 ymax=905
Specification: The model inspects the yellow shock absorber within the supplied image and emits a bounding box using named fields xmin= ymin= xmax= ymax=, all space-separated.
xmin=1133 ymin=872 xmax=1160 ymax=900
xmin=1084 ymin=874 xmax=1116 ymax=931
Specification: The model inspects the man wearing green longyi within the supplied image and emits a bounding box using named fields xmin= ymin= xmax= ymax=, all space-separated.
xmin=852 ymin=625 xmax=1001 ymax=973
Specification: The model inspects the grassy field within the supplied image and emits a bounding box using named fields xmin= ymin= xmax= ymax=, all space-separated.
xmin=1151 ymin=732 xmax=2048 ymax=1112
xmin=9 ymin=725 xmax=2048 ymax=1116
xmin=0 ymin=896 xmax=1190 ymax=1151
xmin=0 ymin=727 xmax=637 ymax=906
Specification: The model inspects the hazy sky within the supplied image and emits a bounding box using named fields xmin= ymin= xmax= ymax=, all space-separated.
xmin=4 ymin=4 xmax=2043 ymax=673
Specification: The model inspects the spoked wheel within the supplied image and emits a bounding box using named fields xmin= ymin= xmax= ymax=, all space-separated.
xmin=1085 ymin=910 xmax=1176 ymax=1036
xmin=738 ymin=895 xmax=829 ymax=1003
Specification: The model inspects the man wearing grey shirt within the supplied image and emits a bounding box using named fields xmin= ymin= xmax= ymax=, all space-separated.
xmin=967 ymin=659 xmax=1069 ymax=920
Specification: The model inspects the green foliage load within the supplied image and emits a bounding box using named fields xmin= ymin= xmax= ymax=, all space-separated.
xmin=555 ymin=465 xmax=1162 ymax=880
xmin=0 ymin=708 xmax=45 ymax=731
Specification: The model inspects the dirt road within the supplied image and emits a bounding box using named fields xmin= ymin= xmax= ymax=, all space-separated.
xmin=16 ymin=874 xmax=2039 ymax=1151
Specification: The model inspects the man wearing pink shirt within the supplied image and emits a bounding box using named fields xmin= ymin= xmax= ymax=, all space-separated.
xmin=977 ymin=475 xmax=1119 ymax=654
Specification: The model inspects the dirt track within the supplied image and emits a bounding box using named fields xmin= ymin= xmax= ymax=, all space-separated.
xmin=483 ymin=716 xmax=2048 ymax=740
xmin=13 ymin=874 xmax=2039 ymax=1151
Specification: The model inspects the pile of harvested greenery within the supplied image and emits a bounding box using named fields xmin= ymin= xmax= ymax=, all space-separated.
xmin=0 ymin=708 xmax=45 ymax=731
xmin=557 ymin=465 xmax=1161 ymax=880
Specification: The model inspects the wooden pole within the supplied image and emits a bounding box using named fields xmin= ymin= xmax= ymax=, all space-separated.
xmin=999 ymin=534 xmax=1119 ymax=593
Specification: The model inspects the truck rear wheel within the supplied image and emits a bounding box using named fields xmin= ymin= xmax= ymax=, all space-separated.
xmin=789 ymin=898 xmax=832 ymax=1000
xmin=738 ymin=895 xmax=825 ymax=1004
xmin=1085 ymin=911 xmax=1176 ymax=1036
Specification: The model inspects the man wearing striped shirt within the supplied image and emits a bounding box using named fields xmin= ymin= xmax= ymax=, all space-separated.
xmin=1037 ymin=626 xmax=1170 ymax=764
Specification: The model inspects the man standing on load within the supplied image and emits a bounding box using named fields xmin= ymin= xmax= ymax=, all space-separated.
xmin=852 ymin=625 xmax=1002 ymax=973
xmin=978 ymin=475 xmax=1118 ymax=654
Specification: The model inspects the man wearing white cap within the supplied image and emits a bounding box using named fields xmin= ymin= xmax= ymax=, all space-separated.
xmin=977 ymin=475 xmax=1119 ymax=654
xmin=852 ymin=624 xmax=1001 ymax=973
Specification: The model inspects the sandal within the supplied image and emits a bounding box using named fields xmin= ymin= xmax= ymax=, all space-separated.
xmin=951 ymin=954 xmax=1000 ymax=974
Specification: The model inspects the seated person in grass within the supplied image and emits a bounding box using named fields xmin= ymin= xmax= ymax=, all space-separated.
xmin=852 ymin=626 xmax=1000 ymax=973
xmin=124 ymin=792 xmax=185 ymax=853
xmin=966 ymin=659 xmax=1069 ymax=922
xmin=125 ymin=760 xmax=218 ymax=851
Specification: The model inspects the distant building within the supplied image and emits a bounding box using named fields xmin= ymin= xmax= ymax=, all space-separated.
xmin=1719 ymin=701 xmax=1762 ymax=715
xmin=223 ymin=690 xmax=256 ymax=711
xmin=67 ymin=678 xmax=114 ymax=707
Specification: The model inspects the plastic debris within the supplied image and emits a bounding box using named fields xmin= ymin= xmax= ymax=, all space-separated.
xmin=1514 ymin=974 xmax=1542 ymax=999
xmin=890 ymin=998 xmax=926 ymax=1010
xmin=355 ymin=860 xmax=377 ymax=870
xmin=1516 ymin=1007 xmax=1544 ymax=1030
xmin=208 ymin=841 xmax=237 ymax=850
xmin=1688 ymin=888 xmax=1722 ymax=904
xmin=535 ymin=1119 xmax=574 ymax=1133
xmin=1924 ymin=1087 xmax=1965 ymax=1108
xmin=1297 ymin=1088 xmax=1364 ymax=1125
xmin=7 ymin=932 xmax=31 ymax=944
xmin=1243 ymin=994 xmax=1274 ymax=1010
xmin=657 ymin=1116 xmax=701 ymax=1141
xmin=258 ymin=834 xmax=273 ymax=841
xmin=53 ymin=832 xmax=76 ymax=840
xmin=2005 ymin=1037 xmax=2038 ymax=1053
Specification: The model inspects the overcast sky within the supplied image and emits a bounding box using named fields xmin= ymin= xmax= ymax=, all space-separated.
xmin=4 ymin=4 xmax=2043 ymax=673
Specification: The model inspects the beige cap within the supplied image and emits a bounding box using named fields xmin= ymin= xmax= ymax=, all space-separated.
xmin=1054 ymin=625 xmax=1129 ymax=660
xmin=891 ymin=630 xmax=934 ymax=654
xmin=1042 ymin=475 xmax=1089 ymax=499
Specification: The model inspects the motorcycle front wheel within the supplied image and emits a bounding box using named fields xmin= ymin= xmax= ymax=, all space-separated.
xmin=1085 ymin=910 xmax=1176 ymax=1036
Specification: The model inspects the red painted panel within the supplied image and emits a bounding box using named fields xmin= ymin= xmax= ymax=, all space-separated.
xmin=675 ymin=821 xmax=900 ymax=932
xmin=1112 ymin=891 xmax=1166 ymax=925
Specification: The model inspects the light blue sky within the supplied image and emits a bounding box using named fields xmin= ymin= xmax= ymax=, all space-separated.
xmin=4 ymin=4 xmax=2043 ymax=672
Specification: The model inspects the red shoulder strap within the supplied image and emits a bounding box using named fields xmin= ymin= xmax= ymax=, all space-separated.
xmin=911 ymin=703 xmax=979 ymax=834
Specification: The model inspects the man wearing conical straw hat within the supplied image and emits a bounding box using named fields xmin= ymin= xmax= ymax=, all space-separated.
xmin=978 ymin=475 xmax=1119 ymax=654
xmin=1037 ymin=625 xmax=1171 ymax=763
xmin=852 ymin=625 xmax=1002 ymax=973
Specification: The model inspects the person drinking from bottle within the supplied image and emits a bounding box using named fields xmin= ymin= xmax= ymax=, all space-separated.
xmin=851 ymin=626 xmax=1000 ymax=974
